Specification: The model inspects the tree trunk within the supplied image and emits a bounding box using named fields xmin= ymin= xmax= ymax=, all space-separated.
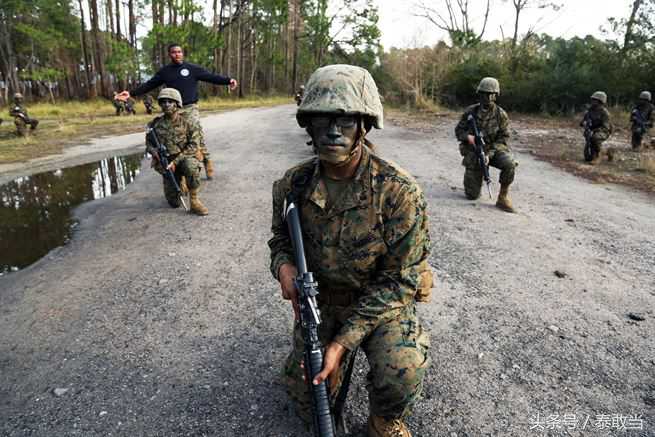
xmin=128 ymin=0 xmax=136 ymax=47
xmin=623 ymin=0 xmax=644 ymax=54
xmin=89 ymin=0 xmax=109 ymax=97
xmin=107 ymin=0 xmax=115 ymax=37
xmin=78 ymin=0 xmax=96 ymax=97
xmin=115 ymin=0 xmax=122 ymax=39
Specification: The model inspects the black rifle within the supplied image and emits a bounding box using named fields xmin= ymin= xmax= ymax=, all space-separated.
xmin=467 ymin=114 xmax=493 ymax=198
xmin=146 ymin=125 xmax=189 ymax=211
xmin=582 ymin=113 xmax=594 ymax=162
xmin=284 ymin=194 xmax=336 ymax=437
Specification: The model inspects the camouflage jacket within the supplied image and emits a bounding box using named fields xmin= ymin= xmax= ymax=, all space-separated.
xmin=269 ymin=146 xmax=432 ymax=351
xmin=580 ymin=106 xmax=612 ymax=141
xmin=9 ymin=104 xmax=29 ymax=119
xmin=145 ymin=114 xmax=200 ymax=166
xmin=630 ymin=102 xmax=654 ymax=132
xmin=455 ymin=103 xmax=510 ymax=154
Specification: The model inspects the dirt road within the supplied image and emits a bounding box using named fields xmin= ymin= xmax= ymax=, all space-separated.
xmin=1 ymin=105 xmax=653 ymax=437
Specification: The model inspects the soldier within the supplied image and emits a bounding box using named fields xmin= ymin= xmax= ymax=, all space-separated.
xmin=145 ymin=88 xmax=208 ymax=216
xmin=295 ymin=84 xmax=305 ymax=106
xmin=454 ymin=77 xmax=517 ymax=213
xmin=143 ymin=94 xmax=155 ymax=114
xmin=269 ymin=64 xmax=432 ymax=437
xmin=580 ymin=91 xmax=612 ymax=165
xmin=9 ymin=93 xmax=39 ymax=136
xmin=112 ymin=92 xmax=125 ymax=116
xmin=118 ymin=43 xmax=238 ymax=180
xmin=630 ymin=91 xmax=653 ymax=151
xmin=124 ymin=97 xmax=137 ymax=115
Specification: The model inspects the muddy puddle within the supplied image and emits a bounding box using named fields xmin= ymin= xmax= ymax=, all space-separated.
xmin=0 ymin=153 xmax=144 ymax=275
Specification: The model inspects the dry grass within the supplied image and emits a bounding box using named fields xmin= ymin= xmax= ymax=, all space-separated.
xmin=0 ymin=95 xmax=291 ymax=163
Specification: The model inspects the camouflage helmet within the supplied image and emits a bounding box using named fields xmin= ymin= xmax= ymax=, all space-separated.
xmin=297 ymin=64 xmax=383 ymax=129
xmin=13 ymin=92 xmax=23 ymax=100
xmin=477 ymin=77 xmax=500 ymax=95
xmin=639 ymin=91 xmax=652 ymax=101
xmin=157 ymin=88 xmax=182 ymax=108
xmin=591 ymin=91 xmax=607 ymax=105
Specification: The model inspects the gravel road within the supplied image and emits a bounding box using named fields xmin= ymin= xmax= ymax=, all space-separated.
xmin=1 ymin=105 xmax=653 ymax=437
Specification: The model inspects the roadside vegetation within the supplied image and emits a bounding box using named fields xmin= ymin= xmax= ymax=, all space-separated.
xmin=0 ymin=96 xmax=290 ymax=163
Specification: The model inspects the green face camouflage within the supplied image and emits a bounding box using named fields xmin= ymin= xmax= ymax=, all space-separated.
xmin=297 ymin=64 xmax=384 ymax=129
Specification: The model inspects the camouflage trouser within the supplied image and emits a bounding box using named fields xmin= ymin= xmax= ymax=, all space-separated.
xmin=162 ymin=156 xmax=202 ymax=208
xmin=283 ymin=303 xmax=430 ymax=422
xmin=584 ymin=139 xmax=604 ymax=162
xmin=182 ymin=104 xmax=209 ymax=160
xmin=463 ymin=149 xmax=516 ymax=199
xmin=14 ymin=117 xmax=38 ymax=136
xmin=631 ymin=131 xmax=650 ymax=150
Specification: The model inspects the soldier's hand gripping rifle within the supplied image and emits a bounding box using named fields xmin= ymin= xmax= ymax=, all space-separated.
xmin=146 ymin=126 xmax=189 ymax=211
xmin=582 ymin=113 xmax=594 ymax=162
xmin=283 ymin=194 xmax=336 ymax=437
xmin=467 ymin=114 xmax=493 ymax=198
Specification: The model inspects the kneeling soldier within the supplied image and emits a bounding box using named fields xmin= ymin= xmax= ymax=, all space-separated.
xmin=580 ymin=91 xmax=612 ymax=164
xmin=10 ymin=93 xmax=39 ymax=136
xmin=145 ymin=88 xmax=208 ymax=215
xmin=269 ymin=65 xmax=432 ymax=437
xmin=455 ymin=77 xmax=517 ymax=212
xmin=630 ymin=91 xmax=653 ymax=151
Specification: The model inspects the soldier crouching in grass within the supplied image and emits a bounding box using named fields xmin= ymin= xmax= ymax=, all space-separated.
xmin=146 ymin=88 xmax=208 ymax=216
xmin=269 ymin=64 xmax=433 ymax=437
xmin=10 ymin=93 xmax=39 ymax=136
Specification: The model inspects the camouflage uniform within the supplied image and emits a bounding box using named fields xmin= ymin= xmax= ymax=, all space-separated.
xmin=454 ymin=104 xmax=515 ymax=200
xmin=181 ymin=104 xmax=211 ymax=168
xmin=9 ymin=96 xmax=39 ymax=136
xmin=124 ymin=97 xmax=137 ymax=115
xmin=269 ymin=144 xmax=432 ymax=422
xmin=145 ymin=113 xmax=202 ymax=208
xmin=143 ymin=95 xmax=155 ymax=114
xmin=112 ymin=96 xmax=125 ymax=115
xmin=580 ymin=107 xmax=612 ymax=162
xmin=630 ymin=101 xmax=653 ymax=150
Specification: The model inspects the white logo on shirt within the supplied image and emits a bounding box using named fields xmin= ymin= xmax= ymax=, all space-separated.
xmin=180 ymin=68 xmax=190 ymax=77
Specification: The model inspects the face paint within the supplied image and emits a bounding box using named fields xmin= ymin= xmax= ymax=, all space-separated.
xmin=310 ymin=115 xmax=361 ymax=165
xmin=159 ymin=99 xmax=178 ymax=116
xmin=479 ymin=92 xmax=497 ymax=110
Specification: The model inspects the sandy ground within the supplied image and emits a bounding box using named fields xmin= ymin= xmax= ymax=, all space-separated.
xmin=1 ymin=105 xmax=653 ymax=437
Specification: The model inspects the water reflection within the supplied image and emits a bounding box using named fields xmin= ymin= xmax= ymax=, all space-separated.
xmin=0 ymin=153 xmax=143 ymax=275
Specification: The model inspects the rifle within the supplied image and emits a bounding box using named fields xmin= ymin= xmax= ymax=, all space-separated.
xmin=283 ymin=194 xmax=336 ymax=437
xmin=582 ymin=113 xmax=594 ymax=162
xmin=467 ymin=114 xmax=493 ymax=198
xmin=146 ymin=125 xmax=189 ymax=211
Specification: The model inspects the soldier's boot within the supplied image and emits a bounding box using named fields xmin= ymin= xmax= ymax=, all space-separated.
xmin=496 ymin=184 xmax=516 ymax=213
xmin=204 ymin=159 xmax=215 ymax=180
xmin=189 ymin=188 xmax=209 ymax=216
xmin=179 ymin=176 xmax=189 ymax=194
xmin=368 ymin=416 xmax=411 ymax=437
xmin=590 ymin=154 xmax=602 ymax=165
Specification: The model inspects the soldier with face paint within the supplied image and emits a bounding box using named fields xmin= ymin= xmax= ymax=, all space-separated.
xmin=9 ymin=93 xmax=39 ymax=136
xmin=580 ymin=91 xmax=612 ymax=164
xmin=145 ymin=88 xmax=208 ymax=216
xmin=454 ymin=77 xmax=517 ymax=212
xmin=269 ymin=64 xmax=433 ymax=437
xmin=630 ymin=91 xmax=653 ymax=151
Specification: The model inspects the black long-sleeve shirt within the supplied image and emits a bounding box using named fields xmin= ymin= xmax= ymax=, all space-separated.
xmin=131 ymin=62 xmax=232 ymax=106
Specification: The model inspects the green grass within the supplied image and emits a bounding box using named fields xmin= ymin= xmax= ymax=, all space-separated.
xmin=0 ymin=95 xmax=292 ymax=164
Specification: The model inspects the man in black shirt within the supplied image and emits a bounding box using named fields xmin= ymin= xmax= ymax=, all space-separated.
xmin=118 ymin=43 xmax=238 ymax=179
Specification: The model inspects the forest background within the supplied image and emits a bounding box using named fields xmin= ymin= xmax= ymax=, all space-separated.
xmin=1 ymin=0 xmax=655 ymax=114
